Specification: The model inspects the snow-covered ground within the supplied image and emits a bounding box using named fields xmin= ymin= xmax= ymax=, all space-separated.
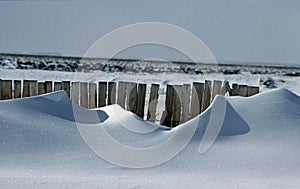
xmin=1 ymin=68 xmax=300 ymax=95
xmin=1 ymin=89 xmax=300 ymax=188
xmin=1 ymin=65 xmax=300 ymax=188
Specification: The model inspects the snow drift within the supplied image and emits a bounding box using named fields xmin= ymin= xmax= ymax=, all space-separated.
xmin=0 ymin=89 xmax=300 ymax=188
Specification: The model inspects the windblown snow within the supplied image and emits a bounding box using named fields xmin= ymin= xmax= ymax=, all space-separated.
xmin=0 ymin=89 xmax=300 ymax=188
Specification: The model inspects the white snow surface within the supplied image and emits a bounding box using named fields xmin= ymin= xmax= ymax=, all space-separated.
xmin=1 ymin=88 xmax=300 ymax=188
xmin=1 ymin=68 xmax=300 ymax=96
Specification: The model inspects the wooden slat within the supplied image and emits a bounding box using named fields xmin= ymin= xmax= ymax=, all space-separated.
xmin=160 ymin=85 xmax=174 ymax=127
xmin=231 ymin=83 xmax=239 ymax=96
xmin=147 ymin=83 xmax=159 ymax=122
xmin=126 ymin=82 xmax=137 ymax=113
xmin=221 ymin=81 xmax=231 ymax=95
xmin=23 ymin=80 xmax=30 ymax=97
xmin=29 ymin=80 xmax=37 ymax=96
xmin=212 ymin=80 xmax=222 ymax=100
xmin=14 ymin=80 xmax=21 ymax=99
xmin=45 ymin=81 xmax=53 ymax=93
xmin=107 ymin=82 xmax=116 ymax=105
xmin=1 ymin=80 xmax=12 ymax=100
xmin=202 ymin=80 xmax=212 ymax=111
xmin=54 ymin=82 xmax=62 ymax=91
xmin=71 ymin=82 xmax=80 ymax=104
xmin=172 ymin=85 xmax=182 ymax=127
xmin=136 ymin=83 xmax=146 ymax=118
xmin=80 ymin=82 xmax=88 ymax=108
xmin=62 ymin=81 xmax=71 ymax=97
xmin=238 ymin=85 xmax=248 ymax=97
xmin=89 ymin=83 xmax=97 ymax=109
xmin=0 ymin=80 xmax=2 ymax=99
xmin=38 ymin=82 xmax=46 ymax=95
xmin=247 ymin=86 xmax=260 ymax=97
xmin=117 ymin=81 xmax=126 ymax=109
xmin=181 ymin=84 xmax=191 ymax=123
xmin=98 ymin=82 xmax=107 ymax=107
xmin=190 ymin=82 xmax=204 ymax=118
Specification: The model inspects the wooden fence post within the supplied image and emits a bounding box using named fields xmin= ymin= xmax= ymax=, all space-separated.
xmin=62 ymin=81 xmax=71 ymax=97
xmin=181 ymin=84 xmax=191 ymax=123
xmin=0 ymin=80 xmax=1 ymax=99
xmin=71 ymin=82 xmax=80 ymax=104
xmin=38 ymin=82 xmax=46 ymax=95
xmin=54 ymin=82 xmax=62 ymax=91
xmin=172 ymin=85 xmax=182 ymax=127
xmin=80 ymin=82 xmax=88 ymax=108
xmin=107 ymin=82 xmax=116 ymax=105
xmin=147 ymin=83 xmax=159 ymax=122
xmin=238 ymin=85 xmax=248 ymax=97
xmin=89 ymin=83 xmax=97 ymax=109
xmin=212 ymin=80 xmax=222 ymax=100
xmin=14 ymin=80 xmax=21 ymax=98
xmin=126 ymin=82 xmax=138 ymax=113
xmin=98 ymin=82 xmax=107 ymax=107
xmin=231 ymin=83 xmax=239 ymax=96
xmin=160 ymin=85 xmax=174 ymax=127
xmin=247 ymin=86 xmax=259 ymax=97
xmin=29 ymin=80 xmax=37 ymax=96
xmin=1 ymin=80 xmax=12 ymax=100
xmin=202 ymin=80 xmax=212 ymax=111
xmin=137 ymin=83 xmax=146 ymax=118
xmin=23 ymin=80 xmax=30 ymax=97
xmin=117 ymin=81 xmax=126 ymax=109
xmin=221 ymin=81 xmax=231 ymax=95
xmin=45 ymin=81 xmax=53 ymax=93
xmin=190 ymin=82 xmax=204 ymax=118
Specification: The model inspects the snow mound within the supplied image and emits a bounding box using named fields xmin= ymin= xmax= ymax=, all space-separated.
xmin=1 ymin=88 xmax=300 ymax=188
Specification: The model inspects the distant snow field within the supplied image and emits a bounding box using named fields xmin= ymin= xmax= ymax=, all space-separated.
xmin=1 ymin=68 xmax=300 ymax=95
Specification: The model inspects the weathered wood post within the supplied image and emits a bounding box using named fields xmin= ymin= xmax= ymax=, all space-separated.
xmin=71 ymin=82 xmax=80 ymax=104
xmin=1 ymin=80 xmax=12 ymax=100
xmin=62 ymin=81 xmax=71 ymax=97
xmin=89 ymin=83 xmax=97 ymax=109
xmin=45 ymin=81 xmax=53 ymax=93
xmin=160 ymin=85 xmax=174 ymax=127
xmin=238 ymin=85 xmax=248 ymax=97
xmin=29 ymin=80 xmax=37 ymax=96
xmin=38 ymin=82 xmax=46 ymax=95
xmin=147 ymin=83 xmax=159 ymax=122
xmin=136 ymin=83 xmax=146 ymax=118
xmin=126 ymin=82 xmax=138 ymax=113
xmin=247 ymin=86 xmax=259 ymax=97
xmin=54 ymin=82 xmax=62 ymax=91
xmin=107 ymin=82 xmax=116 ymax=105
xmin=172 ymin=85 xmax=182 ymax=127
xmin=190 ymin=82 xmax=204 ymax=118
xmin=0 ymin=80 xmax=1 ymax=99
xmin=212 ymin=80 xmax=222 ymax=100
xmin=221 ymin=81 xmax=231 ymax=95
xmin=202 ymin=80 xmax=212 ymax=111
xmin=180 ymin=84 xmax=191 ymax=123
xmin=14 ymin=80 xmax=21 ymax=99
xmin=23 ymin=80 xmax=30 ymax=97
xmin=231 ymin=83 xmax=239 ymax=96
xmin=117 ymin=81 xmax=126 ymax=109
xmin=98 ymin=82 xmax=107 ymax=107
xmin=80 ymin=82 xmax=88 ymax=108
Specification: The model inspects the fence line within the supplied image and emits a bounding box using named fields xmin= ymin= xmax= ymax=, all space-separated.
xmin=0 ymin=79 xmax=260 ymax=127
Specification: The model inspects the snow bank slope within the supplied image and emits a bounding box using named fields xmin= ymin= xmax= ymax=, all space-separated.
xmin=0 ymin=89 xmax=300 ymax=188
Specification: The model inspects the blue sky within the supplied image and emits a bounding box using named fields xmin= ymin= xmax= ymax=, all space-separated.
xmin=0 ymin=0 xmax=300 ymax=64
